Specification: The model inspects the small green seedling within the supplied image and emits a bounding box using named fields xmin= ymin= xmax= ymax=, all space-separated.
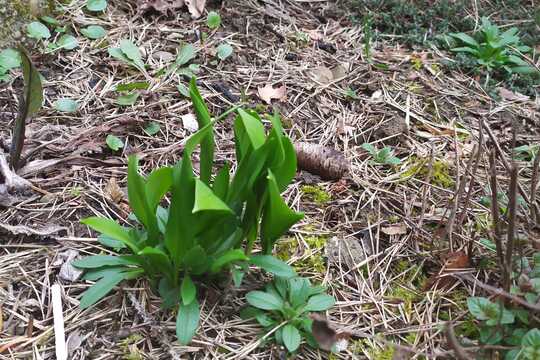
xmin=362 ymin=143 xmax=401 ymax=165
xmin=73 ymin=78 xmax=303 ymax=345
xmin=0 ymin=48 xmax=22 ymax=81
xmin=105 ymin=134 xmax=123 ymax=151
xmin=243 ymin=276 xmax=335 ymax=353
xmin=514 ymin=144 xmax=538 ymax=162
xmin=449 ymin=17 xmax=537 ymax=79
xmin=109 ymin=39 xmax=145 ymax=71
xmin=217 ymin=43 xmax=233 ymax=61
xmin=207 ymin=11 xmax=221 ymax=29
xmin=87 ymin=0 xmax=107 ymax=12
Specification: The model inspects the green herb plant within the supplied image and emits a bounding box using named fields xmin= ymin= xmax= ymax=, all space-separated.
xmin=242 ymin=276 xmax=335 ymax=353
xmin=466 ymin=253 xmax=540 ymax=359
xmin=449 ymin=17 xmax=537 ymax=85
xmin=362 ymin=143 xmax=401 ymax=165
xmin=0 ymin=48 xmax=21 ymax=82
xmin=73 ymin=78 xmax=303 ymax=345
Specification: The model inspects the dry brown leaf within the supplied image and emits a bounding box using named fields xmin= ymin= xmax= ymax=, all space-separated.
xmin=311 ymin=66 xmax=334 ymax=84
xmin=104 ymin=177 xmax=125 ymax=205
xmin=325 ymin=236 xmax=371 ymax=269
xmin=498 ymin=87 xmax=529 ymax=102
xmin=138 ymin=0 xmax=185 ymax=14
xmin=182 ymin=113 xmax=199 ymax=132
xmin=257 ymin=84 xmax=287 ymax=104
xmin=425 ymin=250 xmax=470 ymax=290
xmin=330 ymin=64 xmax=348 ymax=80
xmin=311 ymin=314 xmax=351 ymax=352
xmin=381 ymin=223 xmax=407 ymax=235
xmin=185 ymin=0 xmax=206 ymax=18
xmin=304 ymin=29 xmax=323 ymax=41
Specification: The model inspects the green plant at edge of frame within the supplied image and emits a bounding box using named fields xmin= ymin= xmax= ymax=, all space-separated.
xmin=242 ymin=276 xmax=335 ymax=353
xmin=449 ymin=17 xmax=538 ymax=86
xmin=73 ymin=78 xmax=304 ymax=345
xmin=361 ymin=143 xmax=401 ymax=165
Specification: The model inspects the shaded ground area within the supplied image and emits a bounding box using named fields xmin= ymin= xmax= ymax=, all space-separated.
xmin=0 ymin=0 xmax=539 ymax=358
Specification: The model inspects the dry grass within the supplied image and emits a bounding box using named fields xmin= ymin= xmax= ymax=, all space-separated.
xmin=0 ymin=0 xmax=539 ymax=359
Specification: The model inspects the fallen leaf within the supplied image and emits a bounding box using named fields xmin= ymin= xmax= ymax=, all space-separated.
xmin=138 ymin=0 xmax=185 ymax=15
xmin=0 ymin=153 xmax=32 ymax=206
xmin=304 ymin=29 xmax=322 ymax=41
xmin=151 ymin=50 xmax=175 ymax=62
xmin=311 ymin=66 xmax=334 ymax=84
xmin=56 ymin=250 xmax=83 ymax=282
xmin=381 ymin=223 xmax=407 ymax=236
xmin=257 ymin=84 xmax=287 ymax=104
xmin=0 ymin=222 xmax=67 ymax=238
xmin=498 ymin=87 xmax=529 ymax=102
xmin=182 ymin=113 xmax=198 ymax=132
xmin=66 ymin=330 xmax=83 ymax=356
xmin=370 ymin=90 xmax=383 ymax=102
xmin=330 ymin=64 xmax=348 ymax=80
xmin=104 ymin=177 xmax=125 ymax=205
xmin=325 ymin=236 xmax=371 ymax=269
xmin=425 ymin=250 xmax=470 ymax=290
xmin=185 ymin=0 xmax=206 ymax=18
xmin=311 ymin=314 xmax=351 ymax=352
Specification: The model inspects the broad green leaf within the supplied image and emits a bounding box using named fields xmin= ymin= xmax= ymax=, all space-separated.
xmin=54 ymin=98 xmax=78 ymax=113
xmin=274 ymin=277 xmax=288 ymax=299
xmin=450 ymin=32 xmax=478 ymax=48
xmin=236 ymin=108 xmax=266 ymax=150
xmin=82 ymin=266 xmax=126 ymax=281
xmin=212 ymin=164 xmax=230 ymax=200
xmin=144 ymin=121 xmax=161 ymax=135
xmin=106 ymin=134 xmax=124 ymax=151
xmin=176 ymin=299 xmax=200 ymax=345
xmin=0 ymin=48 xmax=21 ymax=70
xmin=176 ymin=44 xmax=196 ymax=67
xmin=56 ymin=34 xmax=79 ymax=50
xmin=217 ymin=43 xmax=233 ymax=61
xmin=81 ymin=217 xmax=138 ymax=252
xmin=145 ymin=166 xmax=173 ymax=211
xmin=177 ymin=83 xmax=190 ymax=97
xmin=81 ymin=25 xmax=107 ymax=39
xmin=80 ymin=272 xmax=123 ymax=309
xmin=231 ymin=267 xmax=245 ymax=287
xmin=450 ymin=47 xmax=480 ymax=56
xmin=159 ymin=278 xmax=180 ymax=309
xmin=86 ymin=0 xmax=108 ymax=12
xmin=116 ymin=81 xmax=149 ymax=92
xmin=207 ymin=11 xmax=221 ymax=29
xmin=165 ymin=159 xmax=196 ymax=265
xmin=128 ymin=156 xmax=159 ymax=246
xmin=511 ymin=66 xmax=538 ymax=74
xmin=183 ymin=245 xmax=209 ymax=275
xmin=27 ymin=22 xmax=51 ymax=39
xmin=250 ymin=255 xmax=296 ymax=278
xmin=282 ymin=324 xmax=301 ymax=352
xmin=193 ymin=179 xmax=233 ymax=214
xmin=138 ymin=247 xmax=173 ymax=279
xmin=304 ymin=294 xmax=335 ymax=311
xmin=269 ymin=136 xmax=297 ymax=191
xmin=246 ymin=290 xmax=283 ymax=310
xmin=108 ymin=47 xmax=131 ymax=63
xmin=523 ymin=328 xmax=540 ymax=347
xmin=189 ymin=78 xmax=214 ymax=184
xmin=181 ymin=274 xmax=197 ymax=305
xmin=210 ymin=249 xmax=248 ymax=273
xmin=40 ymin=16 xmax=59 ymax=25
xmin=97 ymin=234 xmax=126 ymax=249
xmin=10 ymin=48 xmax=43 ymax=170
xmin=120 ymin=39 xmax=145 ymax=69
xmin=289 ymin=277 xmax=310 ymax=308
xmin=467 ymin=297 xmax=499 ymax=321
xmin=72 ymin=255 xmax=138 ymax=268
xmin=260 ymin=170 xmax=304 ymax=253
xmin=115 ymin=92 xmax=139 ymax=106
xmin=479 ymin=325 xmax=502 ymax=345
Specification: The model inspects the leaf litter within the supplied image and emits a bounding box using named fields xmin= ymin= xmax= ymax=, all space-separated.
xmin=1 ymin=1 xmax=539 ymax=359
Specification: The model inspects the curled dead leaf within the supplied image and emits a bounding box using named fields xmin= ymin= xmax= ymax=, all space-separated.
xmin=425 ymin=250 xmax=470 ymax=290
xmin=498 ymin=87 xmax=529 ymax=102
xmin=185 ymin=0 xmax=206 ymax=18
xmin=138 ymin=0 xmax=185 ymax=15
xmin=381 ymin=223 xmax=407 ymax=236
xmin=257 ymin=84 xmax=287 ymax=104
xmin=104 ymin=177 xmax=125 ymax=205
xmin=311 ymin=66 xmax=334 ymax=84
xmin=311 ymin=314 xmax=350 ymax=352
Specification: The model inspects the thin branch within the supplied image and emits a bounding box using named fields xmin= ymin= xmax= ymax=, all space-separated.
xmin=489 ymin=149 xmax=505 ymax=271
xmin=504 ymin=163 xmax=518 ymax=292
xmin=445 ymin=322 xmax=471 ymax=360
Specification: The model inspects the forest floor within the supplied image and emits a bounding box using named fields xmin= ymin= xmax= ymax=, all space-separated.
xmin=0 ymin=0 xmax=539 ymax=359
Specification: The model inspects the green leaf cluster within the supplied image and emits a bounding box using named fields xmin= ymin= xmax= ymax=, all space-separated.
xmin=109 ymin=40 xmax=145 ymax=71
xmin=466 ymin=253 xmax=540 ymax=359
xmin=361 ymin=143 xmax=401 ymax=165
xmin=449 ymin=17 xmax=537 ymax=76
xmin=243 ymin=276 xmax=335 ymax=353
xmin=74 ymin=78 xmax=302 ymax=345
xmin=0 ymin=48 xmax=22 ymax=82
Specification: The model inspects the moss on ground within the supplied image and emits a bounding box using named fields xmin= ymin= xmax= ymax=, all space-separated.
xmin=275 ymin=235 xmax=328 ymax=273
xmin=401 ymin=157 xmax=454 ymax=189
xmin=301 ymin=185 xmax=331 ymax=205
